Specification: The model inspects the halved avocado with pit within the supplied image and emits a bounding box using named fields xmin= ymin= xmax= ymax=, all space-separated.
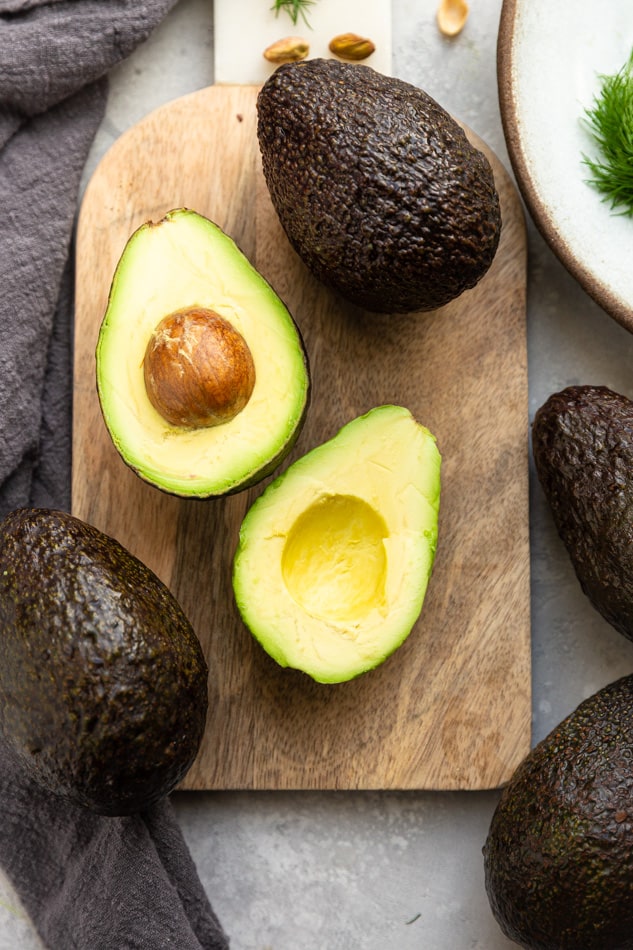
xmin=96 ymin=208 xmax=310 ymax=498
xmin=232 ymin=405 xmax=441 ymax=683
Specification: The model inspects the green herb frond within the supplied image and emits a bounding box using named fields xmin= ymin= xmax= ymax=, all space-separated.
xmin=582 ymin=49 xmax=633 ymax=216
xmin=270 ymin=0 xmax=316 ymax=29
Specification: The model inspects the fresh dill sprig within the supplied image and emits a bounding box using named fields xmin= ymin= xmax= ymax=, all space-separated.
xmin=270 ymin=0 xmax=317 ymax=30
xmin=582 ymin=50 xmax=633 ymax=216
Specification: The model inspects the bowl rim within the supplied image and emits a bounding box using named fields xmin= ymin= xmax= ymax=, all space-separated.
xmin=496 ymin=0 xmax=633 ymax=334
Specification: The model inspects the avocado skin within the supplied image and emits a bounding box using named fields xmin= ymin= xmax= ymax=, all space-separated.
xmin=483 ymin=675 xmax=633 ymax=950
xmin=532 ymin=384 xmax=633 ymax=641
xmin=0 ymin=508 xmax=208 ymax=816
xmin=256 ymin=59 xmax=501 ymax=314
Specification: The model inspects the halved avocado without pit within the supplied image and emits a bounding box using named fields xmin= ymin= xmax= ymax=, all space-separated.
xmin=96 ymin=208 xmax=310 ymax=498
xmin=232 ymin=406 xmax=441 ymax=684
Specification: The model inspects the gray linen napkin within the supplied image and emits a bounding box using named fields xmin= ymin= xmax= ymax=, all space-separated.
xmin=0 ymin=2 xmax=230 ymax=947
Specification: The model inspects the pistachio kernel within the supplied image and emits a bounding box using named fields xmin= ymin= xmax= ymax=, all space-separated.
xmin=328 ymin=33 xmax=376 ymax=62
xmin=437 ymin=0 xmax=469 ymax=37
xmin=263 ymin=36 xmax=309 ymax=65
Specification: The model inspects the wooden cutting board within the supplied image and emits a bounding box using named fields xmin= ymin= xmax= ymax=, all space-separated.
xmin=72 ymin=84 xmax=530 ymax=791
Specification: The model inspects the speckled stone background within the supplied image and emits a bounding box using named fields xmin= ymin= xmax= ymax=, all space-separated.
xmin=2 ymin=1 xmax=633 ymax=947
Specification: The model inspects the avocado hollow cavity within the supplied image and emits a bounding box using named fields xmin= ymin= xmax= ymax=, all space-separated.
xmin=232 ymin=405 xmax=441 ymax=684
xmin=281 ymin=494 xmax=389 ymax=624
xmin=96 ymin=208 xmax=310 ymax=498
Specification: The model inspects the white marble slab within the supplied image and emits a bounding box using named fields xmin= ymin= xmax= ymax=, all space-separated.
xmin=214 ymin=0 xmax=392 ymax=84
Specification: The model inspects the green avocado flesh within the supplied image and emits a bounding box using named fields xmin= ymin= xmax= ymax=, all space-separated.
xmin=484 ymin=674 xmax=633 ymax=950
xmin=96 ymin=208 xmax=310 ymax=498
xmin=532 ymin=385 xmax=633 ymax=643
xmin=257 ymin=59 xmax=501 ymax=314
xmin=232 ymin=405 xmax=441 ymax=684
xmin=0 ymin=508 xmax=208 ymax=816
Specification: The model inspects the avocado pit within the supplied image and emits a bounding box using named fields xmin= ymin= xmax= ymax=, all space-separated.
xmin=143 ymin=306 xmax=256 ymax=428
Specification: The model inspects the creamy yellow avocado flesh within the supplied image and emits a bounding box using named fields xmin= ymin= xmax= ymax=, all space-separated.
xmin=96 ymin=209 xmax=309 ymax=497
xmin=232 ymin=405 xmax=441 ymax=683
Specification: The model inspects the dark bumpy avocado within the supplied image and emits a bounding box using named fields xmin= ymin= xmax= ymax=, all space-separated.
xmin=484 ymin=674 xmax=633 ymax=950
xmin=256 ymin=59 xmax=501 ymax=314
xmin=0 ymin=508 xmax=208 ymax=816
xmin=532 ymin=384 xmax=633 ymax=642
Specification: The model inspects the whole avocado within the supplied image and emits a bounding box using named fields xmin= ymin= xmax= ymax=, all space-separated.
xmin=256 ymin=59 xmax=501 ymax=314
xmin=484 ymin=674 xmax=633 ymax=950
xmin=532 ymin=384 xmax=633 ymax=641
xmin=0 ymin=508 xmax=208 ymax=816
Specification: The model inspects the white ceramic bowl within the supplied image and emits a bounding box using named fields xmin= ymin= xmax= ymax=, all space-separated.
xmin=498 ymin=0 xmax=633 ymax=332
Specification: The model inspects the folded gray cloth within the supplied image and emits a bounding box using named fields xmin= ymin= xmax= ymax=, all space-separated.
xmin=0 ymin=738 xmax=228 ymax=950
xmin=0 ymin=2 xmax=230 ymax=947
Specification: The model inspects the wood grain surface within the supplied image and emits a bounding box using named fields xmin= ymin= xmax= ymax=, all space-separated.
xmin=72 ymin=84 xmax=530 ymax=791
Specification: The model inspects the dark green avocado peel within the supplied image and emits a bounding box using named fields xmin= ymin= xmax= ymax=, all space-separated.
xmin=257 ymin=58 xmax=501 ymax=314
xmin=0 ymin=507 xmax=208 ymax=816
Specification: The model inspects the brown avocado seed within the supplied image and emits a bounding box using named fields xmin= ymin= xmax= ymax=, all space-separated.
xmin=143 ymin=307 xmax=256 ymax=428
